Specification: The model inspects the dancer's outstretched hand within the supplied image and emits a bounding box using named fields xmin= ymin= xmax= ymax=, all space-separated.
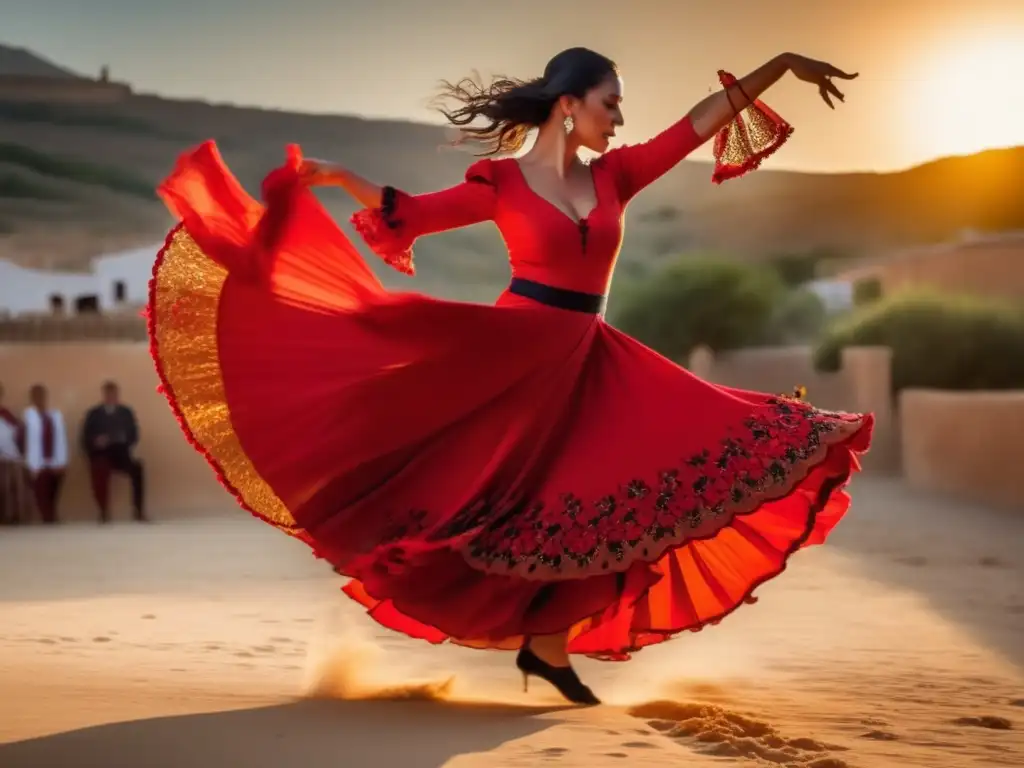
xmin=787 ymin=54 xmax=859 ymax=109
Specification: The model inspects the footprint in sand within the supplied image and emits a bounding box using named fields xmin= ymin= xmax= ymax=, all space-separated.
xmin=602 ymin=753 xmax=628 ymax=759
xmin=629 ymin=700 xmax=849 ymax=767
xmin=953 ymin=716 xmax=1013 ymax=730
xmin=234 ymin=650 xmax=255 ymax=658
xmin=1010 ymin=699 xmax=1024 ymax=708
xmin=251 ymin=645 xmax=276 ymax=654
xmin=860 ymin=730 xmax=899 ymax=741
xmin=92 ymin=636 xmax=112 ymax=643
xmin=539 ymin=747 xmax=567 ymax=757
xmin=645 ymin=719 xmax=677 ymax=732
xmin=140 ymin=614 xmax=156 ymax=620
xmin=620 ymin=741 xmax=658 ymax=749
xmin=269 ymin=636 xmax=294 ymax=644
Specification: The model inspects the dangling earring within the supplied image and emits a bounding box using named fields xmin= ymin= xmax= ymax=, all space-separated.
xmin=563 ymin=114 xmax=575 ymax=135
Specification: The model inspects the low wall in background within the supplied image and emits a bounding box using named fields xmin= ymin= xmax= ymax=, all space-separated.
xmin=0 ymin=314 xmax=147 ymax=343
xmin=2 ymin=342 xmax=1019 ymax=522
xmin=0 ymin=343 xmax=226 ymax=522
xmin=900 ymin=390 xmax=1024 ymax=510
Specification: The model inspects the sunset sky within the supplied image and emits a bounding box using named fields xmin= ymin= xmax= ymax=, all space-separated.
xmin=5 ymin=0 xmax=1023 ymax=173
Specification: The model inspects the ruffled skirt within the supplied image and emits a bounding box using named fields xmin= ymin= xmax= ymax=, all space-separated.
xmin=147 ymin=143 xmax=873 ymax=659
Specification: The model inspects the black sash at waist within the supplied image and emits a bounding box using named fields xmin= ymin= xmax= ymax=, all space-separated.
xmin=508 ymin=278 xmax=607 ymax=315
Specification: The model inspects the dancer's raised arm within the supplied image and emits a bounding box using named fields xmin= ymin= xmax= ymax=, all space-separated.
xmin=602 ymin=52 xmax=858 ymax=200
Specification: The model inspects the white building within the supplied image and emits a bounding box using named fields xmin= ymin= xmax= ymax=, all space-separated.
xmin=0 ymin=242 xmax=162 ymax=318
xmin=805 ymin=278 xmax=854 ymax=314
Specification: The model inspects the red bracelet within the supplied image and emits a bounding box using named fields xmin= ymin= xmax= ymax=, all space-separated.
xmin=724 ymin=87 xmax=740 ymax=115
xmin=735 ymin=82 xmax=753 ymax=106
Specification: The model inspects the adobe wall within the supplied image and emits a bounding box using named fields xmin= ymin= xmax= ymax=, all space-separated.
xmin=845 ymin=240 xmax=1024 ymax=301
xmin=900 ymin=389 xmax=1024 ymax=510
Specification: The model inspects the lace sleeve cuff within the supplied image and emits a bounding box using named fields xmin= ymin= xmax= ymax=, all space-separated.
xmin=712 ymin=71 xmax=794 ymax=184
xmin=349 ymin=186 xmax=415 ymax=276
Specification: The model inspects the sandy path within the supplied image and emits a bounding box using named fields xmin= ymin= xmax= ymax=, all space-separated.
xmin=0 ymin=477 xmax=1020 ymax=767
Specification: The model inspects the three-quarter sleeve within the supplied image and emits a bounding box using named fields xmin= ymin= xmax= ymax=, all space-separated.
xmin=600 ymin=70 xmax=794 ymax=202
xmin=350 ymin=159 xmax=497 ymax=276
xmin=600 ymin=116 xmax=707 ymax=205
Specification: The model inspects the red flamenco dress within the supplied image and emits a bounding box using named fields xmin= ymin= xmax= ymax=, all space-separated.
xmin=148 ymin=81 xmax=872 ymax=660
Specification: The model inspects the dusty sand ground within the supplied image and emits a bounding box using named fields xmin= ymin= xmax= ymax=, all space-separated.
xmin=0 ymin=476 xmax=1021 ymax=767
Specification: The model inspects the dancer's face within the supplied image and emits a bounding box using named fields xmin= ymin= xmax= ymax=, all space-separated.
xmin=562 ymin=73 xmax=625 ymax=154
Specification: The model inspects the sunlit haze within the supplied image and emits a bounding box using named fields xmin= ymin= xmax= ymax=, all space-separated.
xmin=4 ymin=0 xmax=1023 ymax=172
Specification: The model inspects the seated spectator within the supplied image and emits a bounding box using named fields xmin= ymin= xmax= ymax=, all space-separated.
xmin=82 ymin=381 xmax=146 ymax=523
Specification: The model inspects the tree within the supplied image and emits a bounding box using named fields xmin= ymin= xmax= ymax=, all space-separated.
xmin=613 ymin=257 xmax=784 ymax=361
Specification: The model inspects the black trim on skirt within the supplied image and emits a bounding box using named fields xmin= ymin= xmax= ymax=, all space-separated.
xmin=508 ymin=278 xmax=607 ymax=315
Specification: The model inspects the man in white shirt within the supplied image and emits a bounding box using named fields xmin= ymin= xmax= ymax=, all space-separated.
xmin=0 ymin=382 xmax=29 ymax=525
xmin=22 ymin=384 xmax=68 ymax=524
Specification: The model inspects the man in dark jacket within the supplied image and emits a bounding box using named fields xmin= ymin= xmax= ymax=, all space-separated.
xmin=81 ymin=381 xmax=146 ymax=522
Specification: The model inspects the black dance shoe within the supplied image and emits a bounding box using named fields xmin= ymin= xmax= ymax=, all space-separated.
xmin=515 ymin=647 xmax=601 ymax=706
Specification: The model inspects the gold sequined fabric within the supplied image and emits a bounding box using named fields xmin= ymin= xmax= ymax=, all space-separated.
xmin=151 ymin=227 xmax=301 ymax=534
xmin=718 ymin=104 xmax=783 ymax=168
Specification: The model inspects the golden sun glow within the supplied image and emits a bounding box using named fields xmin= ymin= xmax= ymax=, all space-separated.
xmin=913 ymin=36 xmax=1024 ymax=158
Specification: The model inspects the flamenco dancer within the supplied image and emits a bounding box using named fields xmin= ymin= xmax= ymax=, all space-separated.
xmin=148 ymin=48 xmax=871 ymax=705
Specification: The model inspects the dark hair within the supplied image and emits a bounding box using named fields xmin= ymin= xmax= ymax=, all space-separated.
xmin=434 ymin=47 xmax=618 ymax=156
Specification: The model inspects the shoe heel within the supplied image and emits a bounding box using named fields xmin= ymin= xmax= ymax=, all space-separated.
xmin=522 ymin=671 xmax=529 ymax=692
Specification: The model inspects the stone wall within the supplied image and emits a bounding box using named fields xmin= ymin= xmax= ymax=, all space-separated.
xmin=0 ymin=312 xmax=147 ymax=343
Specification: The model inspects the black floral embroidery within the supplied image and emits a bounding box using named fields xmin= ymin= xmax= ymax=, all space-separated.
xmin=418 ymin=398 xmax=862 ymax=575
xmin=380 ymin=508 xmax=428 ymax=543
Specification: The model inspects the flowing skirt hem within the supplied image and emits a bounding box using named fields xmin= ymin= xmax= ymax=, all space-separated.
xmin=339 ymin=417 xmax=869 ymax=661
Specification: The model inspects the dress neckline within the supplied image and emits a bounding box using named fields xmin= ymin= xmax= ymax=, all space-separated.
xmin=509 ymin=159 xmax=600 ymax=225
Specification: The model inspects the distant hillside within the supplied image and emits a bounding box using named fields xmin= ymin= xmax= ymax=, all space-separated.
xmin=0 ymin=43 xmax=81 ymax=79
xmin=0 ymin=46 xmax=1021 ymax=301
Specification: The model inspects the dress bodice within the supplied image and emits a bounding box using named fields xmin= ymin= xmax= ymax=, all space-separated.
xmin=489 ymin=157 xmax=626 ymax=295
xmin=351 ymin=100 xmax=791 ymax=296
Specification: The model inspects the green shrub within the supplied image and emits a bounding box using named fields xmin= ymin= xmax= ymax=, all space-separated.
xmin=613 ymin=257 xmax=784 ymax=360
xmin=763 ymin=287 xmax=828 ymax=344
xmin=853 ymin=277 xmax=882 ymax=305
xmin=0 ymin=142 xmax=153 ymax=199
xmin=767 ymin=246 xmax=847 ymax=287
xmin=813 ymin=290 xmax=1024 ymax=392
